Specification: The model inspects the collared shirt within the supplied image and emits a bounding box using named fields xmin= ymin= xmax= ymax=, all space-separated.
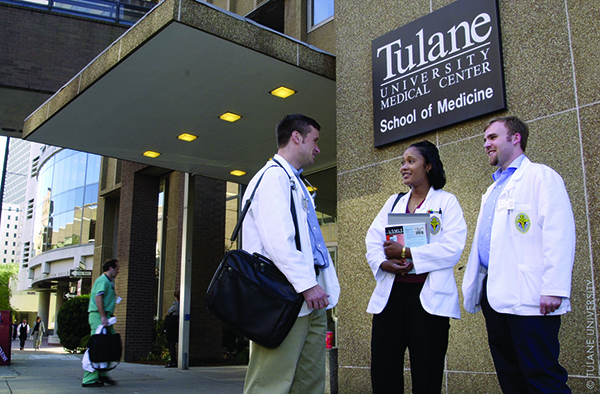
xmin=478 ymin=154 xmax=526 ymax=268
xmin=292 ymin=167 xmax=329 ymax=269
xmin=88 ymin=273 xmax=116 ymax=315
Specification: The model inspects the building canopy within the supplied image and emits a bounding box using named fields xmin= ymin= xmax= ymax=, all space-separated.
xmin=23 ymin=0 xmax=337 ymax=186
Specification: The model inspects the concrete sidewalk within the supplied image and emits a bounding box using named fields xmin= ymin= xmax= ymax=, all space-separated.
xmin=0 ymin=338 xmax=246 ymax=393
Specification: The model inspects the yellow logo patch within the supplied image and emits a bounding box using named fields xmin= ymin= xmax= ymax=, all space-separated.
xmin=429 ymin=215 xmax=441 ymax=235
xmin=515 ymin=212 xmax=531 ymax=234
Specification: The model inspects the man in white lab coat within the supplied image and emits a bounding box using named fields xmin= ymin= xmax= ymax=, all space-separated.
xmin=242 ymin=114 xmax=340 ymax=394
xmin=462 ymin=116 xmax=575 ymax=393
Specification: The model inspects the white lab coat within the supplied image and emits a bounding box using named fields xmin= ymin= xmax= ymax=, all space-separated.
xmin=462 ymin=157 xmax=575 ymax=316
xmin=241 ymin=154 xmax=340 ymax=317
xmin=365 ymin=187 xmax=467 ymax=318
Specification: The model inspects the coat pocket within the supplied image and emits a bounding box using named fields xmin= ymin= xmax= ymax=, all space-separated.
xmin=517 ymin=264 xmax=542 ymax=307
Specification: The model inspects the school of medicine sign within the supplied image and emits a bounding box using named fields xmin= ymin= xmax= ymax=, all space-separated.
xmin=371 ymin=0 xmax=506 ymax=147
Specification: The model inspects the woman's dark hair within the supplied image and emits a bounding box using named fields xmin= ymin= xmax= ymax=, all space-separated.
xmin=409 ymin=140 xmax=446 ymax=190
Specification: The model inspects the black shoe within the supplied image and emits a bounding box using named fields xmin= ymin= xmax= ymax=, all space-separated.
xmin=99 ymin=376 xmax=117 ymax=385
xmin=165 ymin=363 xmax=177 ymax=368
xmin=82 ymin=381 xmax=104 ymax=387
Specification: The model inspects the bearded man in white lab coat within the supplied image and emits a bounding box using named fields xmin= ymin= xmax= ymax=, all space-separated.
xmin=462 ymin=116 xmax=575 ymax=393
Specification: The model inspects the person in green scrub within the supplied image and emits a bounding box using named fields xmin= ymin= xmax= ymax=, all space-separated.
xmin=82 ymin=259 xmax=119 ymax=388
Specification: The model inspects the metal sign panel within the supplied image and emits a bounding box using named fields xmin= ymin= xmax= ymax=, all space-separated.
xmin=371 ymin=0 xmax=506 ymax=147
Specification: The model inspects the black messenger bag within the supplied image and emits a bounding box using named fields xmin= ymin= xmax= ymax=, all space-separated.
xmin=88 ymin=327 xmax=122 ymax=370
xmin=205 ymin=250 xmax=303 ymax=348
xmin=205 ymin=162 xmax=304 ymax=348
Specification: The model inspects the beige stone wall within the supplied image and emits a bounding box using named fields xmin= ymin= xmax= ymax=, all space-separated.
xmin=307 ymin=19 xmax=335 ymax=55
xmin=336 ymin=0 xmax=600 ymax=392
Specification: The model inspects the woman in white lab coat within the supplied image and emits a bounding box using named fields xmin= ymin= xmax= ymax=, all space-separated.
xmin=365 ymin=140 xmax=467 ymax=394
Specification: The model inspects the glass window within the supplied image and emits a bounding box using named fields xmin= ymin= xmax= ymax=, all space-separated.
xmin=74 ymin=186 xmax=85 ymax=209
xmin=67 ymin=155 xmax=78 ymax=191
xmin=51 ymin=213 xmax=62 ymax=235
xmin=81 ymin=205 xmax=97 ymax=244
xmin=309 ymin=0 xmax=334 ymax=29
xmin=66 ymin=189 xmax=76 ymax=213
xmin=86 ymin=155 xmax=101 ymax=184
xmin=75 ymin=154 xmax=87 ymax=186
xmin=32 ymin=149 xmax=101 ymax=254
xmin=54 ymin=158 xmax=65 ymax=195
xmin=84 ymin=183 xmax=99 ymax=206
xmin=53 ymin=194 xmax=65 ymax=216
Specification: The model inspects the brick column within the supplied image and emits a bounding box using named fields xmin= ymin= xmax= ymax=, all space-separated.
xmin=189 ymin=175 xmax=226 ymax=363
xmin=116 ymin=162 xmax=159 ymax=362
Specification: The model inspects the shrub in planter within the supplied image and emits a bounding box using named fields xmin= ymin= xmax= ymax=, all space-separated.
xmin=56 ymin=294 xmax=90 ymax=352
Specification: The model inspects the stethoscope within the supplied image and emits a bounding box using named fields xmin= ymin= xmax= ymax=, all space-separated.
xmin=291 ymin=175 xmax=317 ymax=210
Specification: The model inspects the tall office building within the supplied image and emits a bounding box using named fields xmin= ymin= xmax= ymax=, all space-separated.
xmin=3 ymin=138 xmax=30 ymax=205
xmin=0 ymin=137 xmax=32 ymax=266
xmin=0 ymin=202 xmax=21 ymax=265
xmin=1 ymin=138 xmax=35 ymax=324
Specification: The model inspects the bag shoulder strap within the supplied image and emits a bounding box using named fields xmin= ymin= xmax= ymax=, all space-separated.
xmin=391 ymin=192 xmax=406 ymax=212
xmin=271 ymin=159 xmax=301 ymax=251
xmin=230 ymin=160 xmax=300 ymax=251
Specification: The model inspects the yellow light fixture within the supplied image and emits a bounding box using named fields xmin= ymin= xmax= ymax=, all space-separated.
xmin=178 ymin=133 xmax=197 ymax=142
xmin=270 ymin=86 xmax=296 ymax=98
xmin=143 ymin=150 xmax=161 ymax=158
xmin=219 ymin=112 xmax=242 ymax=122
xmin=230 ymin=170 xmax=246 ymax=177
xmin=306 ymin=185 xmax=317 ymax=192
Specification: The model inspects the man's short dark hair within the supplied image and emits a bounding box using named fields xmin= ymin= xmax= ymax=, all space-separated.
xmin=409 ymin=140 xmax=446 ymax=190
xmin=485 ymin=116 xmax=529 ymax=152
xmin=276 ymin=114 xmax=321 ymax=148
xmin=103 ymin=259 xmax=118 ymax=272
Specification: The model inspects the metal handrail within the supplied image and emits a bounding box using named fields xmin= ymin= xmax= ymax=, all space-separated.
xmin=1 ymin=0 xmax=156 ymax=25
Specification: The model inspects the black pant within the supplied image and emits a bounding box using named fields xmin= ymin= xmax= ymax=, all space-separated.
xmin=167 ymin=338 xmax=177 ymax=365
xmin=19 ymin=336 xmax=26 ymax=349
xmin=371 ymin=282 xmax=450 ymax=394
xmin=481 ymin=278 xmax=570 ymax=393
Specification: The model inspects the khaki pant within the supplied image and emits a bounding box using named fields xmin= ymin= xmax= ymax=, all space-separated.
xmin=32 ymin=331 xmax=43 ymax=349
xmin=244 ymin=309 xmax=327 ymax=394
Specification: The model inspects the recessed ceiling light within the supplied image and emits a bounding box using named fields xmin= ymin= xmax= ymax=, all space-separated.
xmin=270 ymin=86 xmax=296 ymax=98
xmin=219 ymin=112 xmax=242 ymax=122
xmin=143 ymin=151 xmax=161 ymax=158
xmin=178 ymin=133 xmax=197 ymax=142
xmin=230 ymin=170 xmax=246 ymax=177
